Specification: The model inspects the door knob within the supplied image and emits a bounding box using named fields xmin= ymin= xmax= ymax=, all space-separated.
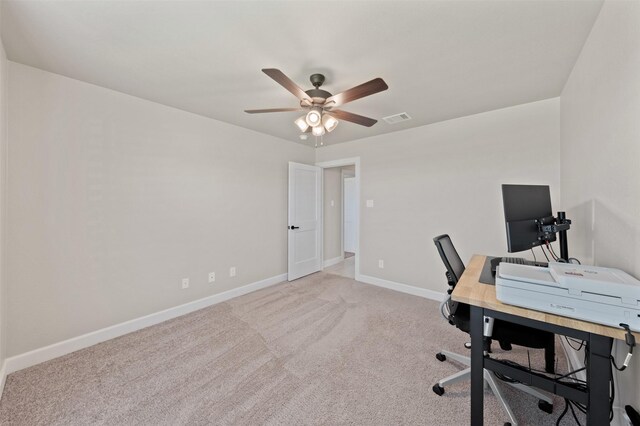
xmin=289 ymin=226 xmax=300 ymax=230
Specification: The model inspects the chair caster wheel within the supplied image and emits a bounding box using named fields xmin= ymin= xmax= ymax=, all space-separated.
xmin=538 ymin=400 xmax=553 ymax=414
xmin=435 ymin=353 xmax=446 ymax=362
xmin=504 ymin=423 xmax=512 ymax=426
xmin=432 ymin=384 xmax=445 ymax=396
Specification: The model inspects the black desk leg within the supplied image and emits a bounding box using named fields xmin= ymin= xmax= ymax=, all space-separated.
xmin=470 ymin=306 xmax=484 ymax=426
xmin=587 ymin=334 xmax=613 ymax=426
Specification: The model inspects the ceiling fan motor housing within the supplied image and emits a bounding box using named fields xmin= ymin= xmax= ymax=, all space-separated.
xmin=305 ymin=74 xmax=332 ymax=104
xmin=305 ymin=88 xmax=332 ymax=100
xmin=310 ymin=73 xmax=325 ymax=88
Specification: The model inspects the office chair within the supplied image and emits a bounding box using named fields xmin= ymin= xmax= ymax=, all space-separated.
xmin=432 ymin=234 xmax=555 ymax=426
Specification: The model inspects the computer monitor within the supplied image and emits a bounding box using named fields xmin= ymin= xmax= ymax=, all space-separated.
xmin=502 ymin=184 xmax=556 ymax=253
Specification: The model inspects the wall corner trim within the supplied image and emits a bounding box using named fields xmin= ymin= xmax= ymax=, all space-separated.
xmin=3 ymin=273 xmax=287 ymax=375
xmin=357 ymin=274 xmax=446 ymax=302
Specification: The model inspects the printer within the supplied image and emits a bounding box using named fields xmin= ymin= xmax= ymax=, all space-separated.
xmin=496 ymin=262 xmax=640 ymax=331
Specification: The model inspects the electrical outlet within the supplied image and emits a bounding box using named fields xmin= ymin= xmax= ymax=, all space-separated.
xmin=378 ymin=259 xmax=384 ymax=269
xmin=229 ymin=267 xmax=236 ymax=277
xmin=181 ymin=278 xmax=189 ymax=289
xmin=367 ymin=200 xmax=374 ymax=208
xmin=208 ymin=272 xmax=216 ymax=283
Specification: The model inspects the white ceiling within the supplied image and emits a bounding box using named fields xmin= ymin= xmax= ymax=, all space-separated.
xmin=1 ymin=0 xmax=603 ymax=146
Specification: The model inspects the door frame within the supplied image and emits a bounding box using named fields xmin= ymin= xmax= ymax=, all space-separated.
xmin=342 ymin=173 xmax=356 ymax=255
xmin=315 ymin=157 xmax=361 ymax=280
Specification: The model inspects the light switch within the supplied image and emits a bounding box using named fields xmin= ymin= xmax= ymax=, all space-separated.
xmin=366 ymin=200 xmax=374 ymax=208
xmin=331 ymin=200 xmax=335 ymax=207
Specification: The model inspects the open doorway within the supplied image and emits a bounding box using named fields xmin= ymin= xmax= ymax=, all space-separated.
xmin=317 ymin=158 xmax=360 ymax=280
xmin=342 ymin=167 xmax=356 ymax=261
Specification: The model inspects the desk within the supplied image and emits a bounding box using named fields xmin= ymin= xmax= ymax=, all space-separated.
xmin=452 ymin=254 xmax=640 ymax=426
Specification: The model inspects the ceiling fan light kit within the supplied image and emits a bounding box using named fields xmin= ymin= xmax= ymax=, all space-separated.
xmin=245 ymin=68 xmax=389 ymax=143
xmin=305 ymin=106 xmax=323 ymax=127
xmin=294 ymin=116 xmax=309 ymax=132
xmin=311 ymin=125 xmax=326 ymax=137
xmin=322 ymin=114 xmax=338 ymax=132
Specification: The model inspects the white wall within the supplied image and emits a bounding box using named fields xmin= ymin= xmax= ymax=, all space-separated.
xmin=560 ymin=0 xmax=640 ymax=414
xmin=6 ymin=62 xmax=314 ymax=357
xmin=323 ymin=167 xmax=342 ymax=262
xmin=316 ymin=98 xmax=561 ymax=293
xmin=0 ymin=11 xmax=8 ymax=381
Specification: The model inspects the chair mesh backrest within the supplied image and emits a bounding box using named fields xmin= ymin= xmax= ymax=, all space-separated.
xmin=433 ymin=234 xmax=469 ymax=327
xmin=433 ymin=234 xmax=465 ymax=284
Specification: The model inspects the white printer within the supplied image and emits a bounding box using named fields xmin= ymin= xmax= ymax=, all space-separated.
xmin=495 ymin=262 xmax=640 ymax=331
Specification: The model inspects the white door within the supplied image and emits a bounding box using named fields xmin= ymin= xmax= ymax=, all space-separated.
xmin=288 ymin=162 xmax=322 ymax=281
xmin=343 ymin=177 xmax=357 ymax=253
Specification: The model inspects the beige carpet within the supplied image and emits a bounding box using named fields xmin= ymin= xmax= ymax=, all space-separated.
xmin=0 ymin=272 xmax=581 ymax=425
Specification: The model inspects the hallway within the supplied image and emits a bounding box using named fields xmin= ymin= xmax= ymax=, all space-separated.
xmin=324 ymin=253 xmax=355 ymax=279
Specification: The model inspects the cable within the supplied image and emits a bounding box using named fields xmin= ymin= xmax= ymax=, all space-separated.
xmin=571 ymin=399 xmax=587 ymax=414
xmin=556 ymin=396 xmax=588 ymax=425
xmin=610 ymin=323 xmax=635 ymax=371
xmin=544 ymin=241 xmax=558 ymax=262
xmin=568 ymin=399 xmax=583 ymax=425
xmin=494 ymin=371 xmax=519 ymax=383
xmin=530 ymin=248 xmax=537 ymax=263
xmin=564 ymin=336 xmax=585 ymax=351
xmin=556 ymin=399 xmax=570 ymax=426
xmin=610 ymin=358 xmax=615 ymax=421
xmin=540 ymin=245 xmax=550 ymax=262
xmin=544 ymin=241 xmax=582 ymax=264
xmin=554 ymin=366 xmax=586 ymax=381
xmin=547 ymin=241 xmax=560 ymax=260
xmin=489 ymin=357 xmax=587 ymax=386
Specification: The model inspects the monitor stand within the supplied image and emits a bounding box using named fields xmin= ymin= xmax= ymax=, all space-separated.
xmin=557 ymin=211 xmax=569 ymax=261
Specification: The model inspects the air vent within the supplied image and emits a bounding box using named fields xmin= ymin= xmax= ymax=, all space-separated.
xmin=383 ymin=112 xmax=412 ymax=124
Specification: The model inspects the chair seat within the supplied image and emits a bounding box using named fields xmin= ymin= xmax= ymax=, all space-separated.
xmin=452 ymin=316 xmax=553 ymax=350
xmin=492 ymin=319 xmax=554 ymax=349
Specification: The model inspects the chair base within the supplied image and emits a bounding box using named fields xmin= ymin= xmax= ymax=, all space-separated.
xmin=433 ymin=350 xmax=553 ymax=426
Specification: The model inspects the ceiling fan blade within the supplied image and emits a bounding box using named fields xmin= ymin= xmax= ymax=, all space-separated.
xmin=262 ymin=68 xmax=312 ymax=102
xmin=244 ymin=108 xmax=302 ymax=114
xmin=324 ymin=78 xmax=388 ymax=108
xmin=330 ymin=109 xmax=378 ymax=127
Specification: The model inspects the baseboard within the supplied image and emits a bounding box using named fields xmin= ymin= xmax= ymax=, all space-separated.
xmin=357 ymin=274 xmax=445 ymax=302
xmin=0 ymin=360 xmax=6 ymax=398
xmin=3 ymin=273 xmax=287 ymax=375
xmin=613 ymin=407 xmax=628 ymax=426
xmin=323 ymin=255 xmax=344 ymax=268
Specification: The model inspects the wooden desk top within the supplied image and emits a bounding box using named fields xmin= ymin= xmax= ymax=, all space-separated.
xmin=452 ymin=254 xmax=639 ymax=341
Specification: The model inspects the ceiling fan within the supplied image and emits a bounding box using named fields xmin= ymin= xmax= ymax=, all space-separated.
xmin=245 ymin=69 xmax=389 ymax=136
